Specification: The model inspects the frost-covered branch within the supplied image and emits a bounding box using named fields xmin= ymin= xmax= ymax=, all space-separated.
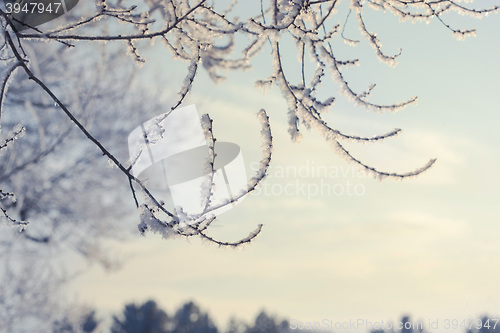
xmin=0 ymin=0 xmax=497 ymax=249
xmin=136 ymin=109 xmax=273 ymax=247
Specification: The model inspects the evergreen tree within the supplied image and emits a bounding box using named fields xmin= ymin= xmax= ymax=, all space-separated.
xmin=111 ymin=300 xmax=170 ymax=333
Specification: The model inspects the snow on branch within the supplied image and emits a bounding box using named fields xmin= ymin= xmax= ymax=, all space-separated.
xmin=136 ymin=109 xmax=273 ymax=247
xmin=0 ymin=189 xmax=27 ymax=228
xmin=0 ymin=0 xmax=496 ymax=243
xmin=335 ymin=141 xmax=437 ymax=180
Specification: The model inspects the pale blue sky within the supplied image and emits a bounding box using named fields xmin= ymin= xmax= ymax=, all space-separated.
xmin=72 ymin=2 xmax=500 ymax=331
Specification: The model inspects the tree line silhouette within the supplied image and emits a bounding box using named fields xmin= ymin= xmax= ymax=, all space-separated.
xmin=51 ymin=299 xmax=500 ymax=333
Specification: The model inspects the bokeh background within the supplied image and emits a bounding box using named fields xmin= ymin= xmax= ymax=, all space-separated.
xmin=1 ymin=0 xmax=499 ymax=331
xmin=68 ymin=1 xmax=500 ymax=331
